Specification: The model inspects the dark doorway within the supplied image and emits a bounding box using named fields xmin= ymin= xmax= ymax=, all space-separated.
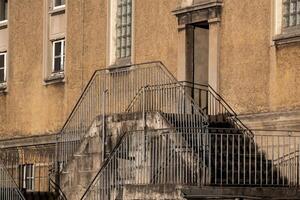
xmin=193 ymin=22 xmax=209 ymax=86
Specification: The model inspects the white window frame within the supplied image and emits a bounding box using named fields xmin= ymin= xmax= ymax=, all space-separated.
xmin=53 ymin=0 xmax=65 ymax=10
xmin=22 ymin=164 xmax=35 ymax=191
xmin=108 ymin=0 xmax=134 ymax=66
xmin=116 ymin=0 xmax=132 ymax=60
xmin=52 ymin=39 xmax=65 ymax=73
xmin=0 ymin=0 xmax=8 ymax=23
xmin=0 ymin=52 xmax=7 ymax=83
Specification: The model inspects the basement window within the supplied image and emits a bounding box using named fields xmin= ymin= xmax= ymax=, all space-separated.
xmin=0 ymin=0 xmax=8 ymax=23
xmin=52 ymin=39 xmax=65 ymax=74
xmin=19 ymin=164 xmax=35 ymax=191
xmin=53 ymin=0 xmax=65 ymax=10
xmin=0 ymin=52 xmax=6 ymax=84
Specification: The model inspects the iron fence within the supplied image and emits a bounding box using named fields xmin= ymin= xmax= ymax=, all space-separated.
xmin=58 ymin=62 xmax=177 ymax=169
xmin=0 ymin=144 xmax=56 ymax=193
xmin=126 ymin=83 xmax=208 ymax=129
xmin=57 ymin=62 xmax=208 ymax=171
xmin=0 ymin=160 xmax=25 ymax=200
xmin=81 ymin=128 xmax=300 ymax=200
xmin=181 ymin=81 xmax=253 ymax=138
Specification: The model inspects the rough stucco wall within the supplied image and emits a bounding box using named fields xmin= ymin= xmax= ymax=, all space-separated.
xmin=5 ymin=0 xmax=65 ymax=137
xmin=220 ymin=0 xmax=300 ymax=115
xmin=0 ymin=0 xmax=107 ymax=138
xmin=65 ymin=0 xmax=107 ymax=118
xmin=271 ymin=43 xmax=300 ymax=111
xmin=219 ymin=0 xmax=271 ymax=114
xmin=134 ymin=0 xmax=178 ymax=77
xmin=1 ymin=0 xmax=179 ymax=138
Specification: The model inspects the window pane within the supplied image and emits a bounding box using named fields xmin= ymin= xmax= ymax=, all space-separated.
xmin=116 ymin=0 xmax=132 ymax=59
xmin=0 ymin=68 xmax=4 ymax=83
xmin=0 ymin=0 xmax=7 ymax=21
xmin=0 ymin=54 xmax=4 ymax=68
xmin=54 ymin=42 xmax=62 ymax=56
xmin=55 ymin=0 xmax=65 ymax=7
xmin=283 ymin=0 xmax=300 ymax=28
xmin=63 ymin=41 xmax=65 ymax=55
xmin=54 ymin=57 xmax=61 ymax=72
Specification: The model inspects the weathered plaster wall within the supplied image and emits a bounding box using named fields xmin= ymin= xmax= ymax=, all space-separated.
xmin=219 ymin=0 xmax=272 ymax=115
xmin=65 ymin=0 xmax=107 ymax=119
xmin=6 ymin=0 xmax=59 ymax=138
xmin=272 ymin=44 xmax=300 ymax=111
xmin=0 ymin=0 xmax=179 ymax=138
xmin=0 ymin=0 xmax=107 ymax=138
xmin=3 ymin=0 xmax=299 ymax=138
xmin=134 ymin=0 xmax=178 ymax=76
xmin=219 ymin=0 xmax=300 ymax=117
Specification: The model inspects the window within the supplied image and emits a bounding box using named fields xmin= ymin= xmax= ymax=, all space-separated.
xmin=283 ymin=0 xmax=300 ymax=28
xmin=116 ymin=0 xmax=132 ymax=60
xmin=52 ymin=39 xmax=65 ymax=73
xmin=0 ymin=0 xmax=8 ymax=22
xmin=53 ymin=0 xmax=65 ymax=9
xmin=0 ymin=52 xmax=6 ymax=83
xmin=19 ymin=164 xmax=34 ymax=191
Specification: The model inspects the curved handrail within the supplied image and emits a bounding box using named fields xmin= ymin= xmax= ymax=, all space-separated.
xmin=274 ymin=150 xmax=300 ymax=165
xmin=179 ymin=81 xmax=253 ymax=138
xmin=57 ymin=61 xmax=181 ymax=176
xmin=60 ymin=61 xmax=175 ymax=132
xmin=126 ymin=83 xmax=208 ymax=121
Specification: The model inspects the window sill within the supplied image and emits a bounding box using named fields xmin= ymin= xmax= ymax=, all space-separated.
xmin=0 ymin=20 xmax=8 ymax=29
xmin=44 ymin=72 xmax=65 ymax=85
xmin=108 ymin=58 xmax=132 ymax=71
xmin=0 ymin=82 xmax=7 ymax=94
xmin=49 ymin=6 xmax=66 ymax=16
xmin=273 ymin=31 xmax=300 ymax=45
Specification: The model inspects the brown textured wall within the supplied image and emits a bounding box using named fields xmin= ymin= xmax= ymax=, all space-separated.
xmin=1 ymin=0 xmax=107 ymax=138
xmin=219 ymin=0 xmax=272 ymax=114
xmin=65 ymin=0 xmax=107 ymax=119
xmin=271 ymin=44 xmax=300 ymax=111
xmin=6 ymin=0 xmax=54 ymax=137
xmin=134 ymin=0 xmax=178 ymax=76
xmin=0 ymin=0 xmax=179 ymax=138
xmin=219 ymin=0 xmax=300 ymax=115
xmin=3 ymin=0 xmax=299 ymax=138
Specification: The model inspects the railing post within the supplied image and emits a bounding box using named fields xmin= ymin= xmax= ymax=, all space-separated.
xmin=102 ymin=89 xmax=108 ymax=161
xmin=142 ymin=86 xmax=146 ymax=131
xmin=142 ymin=86 xmax=147 ymax=162
xmin=55 ymin=134 xmax=60 ymax=196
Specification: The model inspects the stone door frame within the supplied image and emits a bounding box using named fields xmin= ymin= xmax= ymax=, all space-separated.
xmin=173 ymin=1 xmax=222 ymax=91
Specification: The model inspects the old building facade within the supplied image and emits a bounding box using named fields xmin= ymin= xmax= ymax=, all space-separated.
xmin=0 ymin=0 xmax=300 ymax=199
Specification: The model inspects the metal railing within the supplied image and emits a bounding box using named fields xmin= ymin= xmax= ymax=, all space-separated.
xmin=126 ymin=83 xmax=208 ymax=128
xmin=251 ymin=130 xmax=300 ymax=187
xmin=81 ymin=128 xmax=300 ymax=199
xmin=0 ymin=160 xmax=25 ymax=200
xmin=58 ymin=61 xmax=180 ymax=170
xmin=0 ymin=144 xmax=56 ymax=193
xmin=49 ymin=178 xmax=67 ymax=200
xmin=81 ymin=128 xmax=207 ymax=200
xmin=181 ymin=81 xmax=253 ymax=138
xmin=57 ymin=62 xmax=209 ymax=172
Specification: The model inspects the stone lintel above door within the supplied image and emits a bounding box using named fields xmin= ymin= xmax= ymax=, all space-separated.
xmin=173 ymin=0 xmax=222 ymax=26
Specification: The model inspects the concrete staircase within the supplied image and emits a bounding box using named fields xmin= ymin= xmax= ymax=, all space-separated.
xmin=59 ymin=112 xmax=172 ymax=199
